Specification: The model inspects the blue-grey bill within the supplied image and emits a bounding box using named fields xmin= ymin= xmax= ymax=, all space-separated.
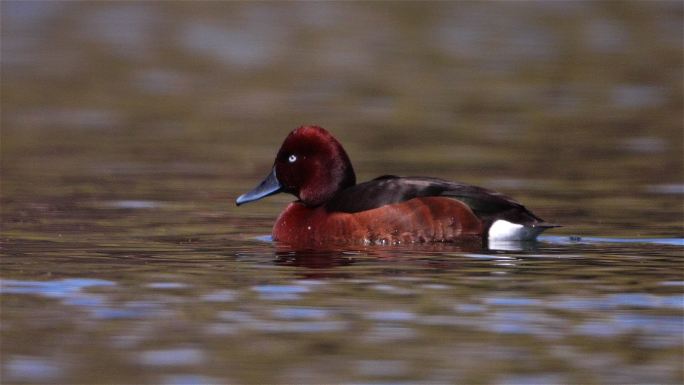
xmin=236 ymin=167 xmax=283 ymax=206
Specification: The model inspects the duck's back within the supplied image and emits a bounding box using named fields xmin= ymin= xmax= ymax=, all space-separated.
xmin=325 ymin=176 xmax=555 ymax=241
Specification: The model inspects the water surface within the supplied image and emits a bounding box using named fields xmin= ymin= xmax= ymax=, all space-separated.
xmin=2 ymin=2 xmax=683 ymax=384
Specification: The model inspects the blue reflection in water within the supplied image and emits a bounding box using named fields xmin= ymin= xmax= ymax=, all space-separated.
xmin=4 ymin=356 xmax=63 ymax=382
xmin=162 ymin=374 xmax=222 ymax=385
xmin=365 ymin=310 xmax=417 ymax=322
xmin=542 ymin=235 xmax=684 ymax=246
xmin=575 ymin=314 xmax=684 ymax=344
xmin=106 ymin=200 xmax=163 ymax=209
xmin=271 ymin=307 xmax=331 ymax=320
xmin=252 ymin=284 xmax=310 ymax=300
xmin=484 ymin=297 xmax=542 ymax=306
xmin=548 ymin=294 xmax=684 ymax=311
xmin=1 ymin=278 xmax=115 ymax=298
xmin=0 ymin=278 xmax=150 ymax=320
xmin=146 ymin=282 xmax=190 ymax=289
xmin=139 ymin=348 xmax=206 ymax=366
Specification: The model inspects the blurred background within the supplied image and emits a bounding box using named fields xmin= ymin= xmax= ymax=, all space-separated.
xmin=3 ymin=1 xmax=682 ymax=236
xmin=1 ymin=2 xmax=683 ymax=384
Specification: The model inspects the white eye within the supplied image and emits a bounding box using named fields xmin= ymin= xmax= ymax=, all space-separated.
xmin=288 ymin=154 xmax=297 ymax=163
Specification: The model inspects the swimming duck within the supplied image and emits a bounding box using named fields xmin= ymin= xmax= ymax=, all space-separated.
xmin=236 ymin=125 xmax=556 ymax=246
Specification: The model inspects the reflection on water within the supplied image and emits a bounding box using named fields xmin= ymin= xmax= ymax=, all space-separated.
xmin=2 ymin=1 xmax=683 ymax=384
xmin=544 ymin=235 xmax=684 ymax=246
xmin=2 ymin=238 xmax=683 ymax=383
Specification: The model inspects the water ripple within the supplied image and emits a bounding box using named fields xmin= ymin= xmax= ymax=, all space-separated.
xmin=139 ymin=348 xmax=206 ymax=367
xmin=1 ymin=278 xmax=115 ymax=296
xmin=252 ymin=284 xmax=310 ymax=300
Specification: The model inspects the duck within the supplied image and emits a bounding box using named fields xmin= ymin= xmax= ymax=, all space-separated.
xmin=236 ymin=125 xmax=557 ymax=246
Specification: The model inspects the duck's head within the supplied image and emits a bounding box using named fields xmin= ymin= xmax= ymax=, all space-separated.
xmin=236 ymin=125 xmax=356 ymax=207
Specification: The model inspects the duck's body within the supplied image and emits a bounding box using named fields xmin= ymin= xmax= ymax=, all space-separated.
xmin=274 ymin=196 xmax=483 ymax=246
xmin=236 ymin=126 xmax=557 ymax=247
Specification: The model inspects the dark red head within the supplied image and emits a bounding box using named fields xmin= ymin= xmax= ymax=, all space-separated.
xmin=236 ymin=126 xmax=356 ymax=207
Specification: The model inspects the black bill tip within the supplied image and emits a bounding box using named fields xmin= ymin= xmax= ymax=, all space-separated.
xmin=236 ymin=168 xmax=283 ymax=206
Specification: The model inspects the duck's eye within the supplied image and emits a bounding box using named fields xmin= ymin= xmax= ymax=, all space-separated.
xmin=288 ymin=154 xmax=297 ymax=163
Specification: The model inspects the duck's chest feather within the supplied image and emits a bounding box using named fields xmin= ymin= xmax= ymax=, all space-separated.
xmin=272 ymin=197 xmax=483 ymax=246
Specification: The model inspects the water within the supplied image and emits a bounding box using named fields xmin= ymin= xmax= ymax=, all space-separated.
xmin=2 ymin=2 xmax=683 ymax=384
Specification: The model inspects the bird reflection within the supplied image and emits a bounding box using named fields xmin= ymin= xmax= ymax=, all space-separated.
xmin=269 ymin=237 xmax=527 ymax=269
xmin=273 ymin=249 xmax=357 ymax=269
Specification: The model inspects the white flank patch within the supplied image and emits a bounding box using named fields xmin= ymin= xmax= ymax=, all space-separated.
xmin=488 ymin=219 xmax=545 ymax=241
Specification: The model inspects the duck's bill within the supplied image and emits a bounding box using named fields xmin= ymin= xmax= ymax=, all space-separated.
xmin=236 ymin=168 xmax=283 ymax=206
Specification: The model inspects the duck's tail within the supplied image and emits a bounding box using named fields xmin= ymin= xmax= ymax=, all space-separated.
xmin=487 ymin=220 xmax=561 ymax=241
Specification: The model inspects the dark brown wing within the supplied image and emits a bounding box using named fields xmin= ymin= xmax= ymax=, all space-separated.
xmin=325 ymin=176 xmax=552 ymax=227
